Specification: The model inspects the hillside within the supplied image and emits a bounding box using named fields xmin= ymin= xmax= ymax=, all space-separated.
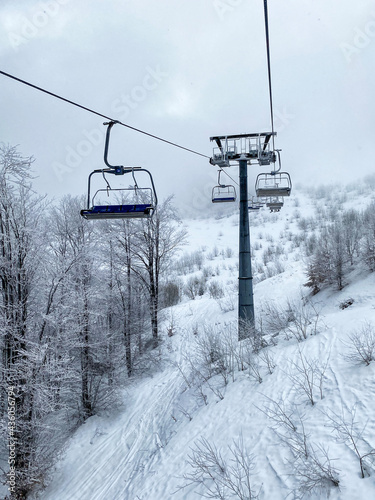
xmin=28 ymin=182 xmax=375 ymax=500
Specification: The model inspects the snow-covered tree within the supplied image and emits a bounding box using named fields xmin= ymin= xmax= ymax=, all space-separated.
xmin=131 ymin=196 xmax=187 ymax=347
xmin=0 ymin=145 xmax=52 ymax=497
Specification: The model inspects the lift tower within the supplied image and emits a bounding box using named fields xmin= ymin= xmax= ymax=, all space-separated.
xmin=210 ymin=132 xmax=276 ymax=339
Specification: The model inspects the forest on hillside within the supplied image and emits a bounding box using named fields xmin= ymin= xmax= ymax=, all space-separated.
xmin=0 ymin=144 xmax=188 ymax=498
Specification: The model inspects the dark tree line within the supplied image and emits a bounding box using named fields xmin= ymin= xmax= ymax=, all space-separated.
xmin=0 ymin=145 xmax=186 ymax=499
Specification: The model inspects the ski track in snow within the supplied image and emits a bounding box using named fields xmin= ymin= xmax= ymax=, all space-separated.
xmin=39 ymin=323 xmax=192 ymax=500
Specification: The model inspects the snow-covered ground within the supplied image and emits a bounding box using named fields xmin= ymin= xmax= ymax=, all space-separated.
xmin=27 ymin=184 xmax=375 ymax=499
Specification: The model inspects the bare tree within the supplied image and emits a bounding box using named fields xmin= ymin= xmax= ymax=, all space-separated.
xmin=131 ymin=196 xmax=187 ymax=347
xmin=361 ymin=202 xmax=375 ymax=271
xmin=341 ymin=209 xmax=362 ymax=265
xmin=305 ymin=222 xmax=350 ymax=292
xmin=107 ymin=218 xmax=138 ymax=375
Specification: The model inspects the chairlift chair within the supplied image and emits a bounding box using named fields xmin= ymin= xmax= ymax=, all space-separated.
xmin=248 ymin=197 xmax=264 ymax=211
xmin=255 ymin=171 xmax=292 ymax=198
xmin=266 ymin=197 xmax=284 ymax=212
xmin=212 ymin=185 xmax=236 ymax=203
xmin=212 ymin=170 xmax=236 ymax=203
xmin=80 ymin=174 xmax=156 ymax=220
xmin=80 ymin=122 xmax=157 ymax=220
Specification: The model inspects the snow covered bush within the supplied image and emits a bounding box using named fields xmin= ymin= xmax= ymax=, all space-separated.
xmin=216 ymin=284 xmax=236 ymax=312
xmin=261 ymin=297 xmax=322 ymax=342
xmin=208 ymin=281 xmax=225 ymax=299
xmin=285 ymin=348 xmax=329 ymax=405
xmin=341 ymin=322 xmax=375 ymax=366
xmin=259 ymin=397 xmax=340 ymax=497
xmin=160 ymin=279 xmax=182 ymax=308
xmin=174 ymin=249 xmax=205 ymax=274
xmin=324 ymin=405 xmax=375 ymax=479
xmin=284 ymin=298 xmax=322 ymax=342
xmin=184 ymin=274 xmax=207 ymax=299
xmin=261 ymin=300 xmax=292 ymax=336
xmin=182 ymin=436 xmax=261 ymax=499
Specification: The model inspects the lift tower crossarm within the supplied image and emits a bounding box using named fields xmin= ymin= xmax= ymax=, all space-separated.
xmin=210 ymin=132 xmax=276 ymax=141
xmin=209 ymin=132 xmax=277 ymax=168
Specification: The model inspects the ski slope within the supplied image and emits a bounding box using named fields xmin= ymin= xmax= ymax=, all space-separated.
xmin=29 ymin=185 xmax=375 ymax=500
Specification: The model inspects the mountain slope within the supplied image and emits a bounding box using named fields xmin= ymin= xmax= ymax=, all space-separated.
xmin=33 ymin=185 xmax=375 ymax=500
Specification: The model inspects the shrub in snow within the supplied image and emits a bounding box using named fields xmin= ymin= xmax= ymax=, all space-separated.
xmin=207 ymin=246 xmax=220 ymax=260
xmin=261 ymin=298 xmax=322 ymax=342
xmin=193 ymin=325 xmax=232 ymax=381
xmin=178 ymin=325 xmax=235 ymax=402
xmin=285 ymin=347 xmax=329 ymax=405
xmin=165 ymin=310 xmax=179 ymax=338
xmin=258 ymin=397 xmax=340 ymax=496
xmin=224 ymin=246 xmax=233 ymax=258
xmin=202 ymin=265 xmax=214 ymax=279
xmin=261 ymin=300 xmax=292 ymax=336
xmin=263 ymin=259 xmax=285 ymax=279
xmin=291 ymin=442 xmax=340 ymax=496
xmin=216 ymin=292 xmax=236 ymax=313
xmin=297 ymin=217 xmax=311 ymax=232
xmin=238 ymin=318 xmax=265 ymax=353
xmin=241 ymin=347 xmax=263 ymax=383
xmin=341 ymin=321 xmax=375 ymax=366
xmin=324 ymin=405 xmax=375 ymax=479
xmin=258 ymin=348 xmax=276 ymax=374
xmin=283 ymin=298 xmax=322 ymax=342
xmin=304 ymin=233 xmax=318 ymax=257
xmin=160 ymin=279 xmax=182 ymax=308
xmin=208 ymin=281 xmax=224 ymax=299
xmin=174 ymin=250 xmax=205 ymax=274
xmin=182 ymin=436 xmax=261 ymax=500
xmin=292 ymin=233 xmax=305 ymax=249
xmin=184 ymin=275 xmax=206 ymax=299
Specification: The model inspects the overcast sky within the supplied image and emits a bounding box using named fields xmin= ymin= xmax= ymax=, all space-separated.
xmin=1 ymin=0 xmax=374 ymax=213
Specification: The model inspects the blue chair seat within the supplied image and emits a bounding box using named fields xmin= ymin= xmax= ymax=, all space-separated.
xmin=212 ymin=197 xmax=236 ymax=203
xmin=93 ymin=204 xmax=151 ymax=213
xmin=81 ymin=204 xmax=153 ymax=219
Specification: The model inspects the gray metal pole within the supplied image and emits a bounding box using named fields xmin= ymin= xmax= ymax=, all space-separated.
xmin=238 ymin=157 xmax=255 ymax=340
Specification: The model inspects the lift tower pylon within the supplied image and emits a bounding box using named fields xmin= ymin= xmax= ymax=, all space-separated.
xmin=210 ymin=132 xmax=276 ymax=340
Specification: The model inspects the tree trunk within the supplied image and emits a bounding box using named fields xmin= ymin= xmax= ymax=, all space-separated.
xmin=80 ymin=281 xmax=93 ymax=420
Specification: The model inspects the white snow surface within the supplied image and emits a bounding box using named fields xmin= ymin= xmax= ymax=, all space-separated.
xmin=27 ymin=186 xmax=375 ymax=499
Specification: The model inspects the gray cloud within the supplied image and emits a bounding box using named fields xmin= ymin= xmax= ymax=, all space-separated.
xmin=0 ymin=0 xmax=374 ymax=210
